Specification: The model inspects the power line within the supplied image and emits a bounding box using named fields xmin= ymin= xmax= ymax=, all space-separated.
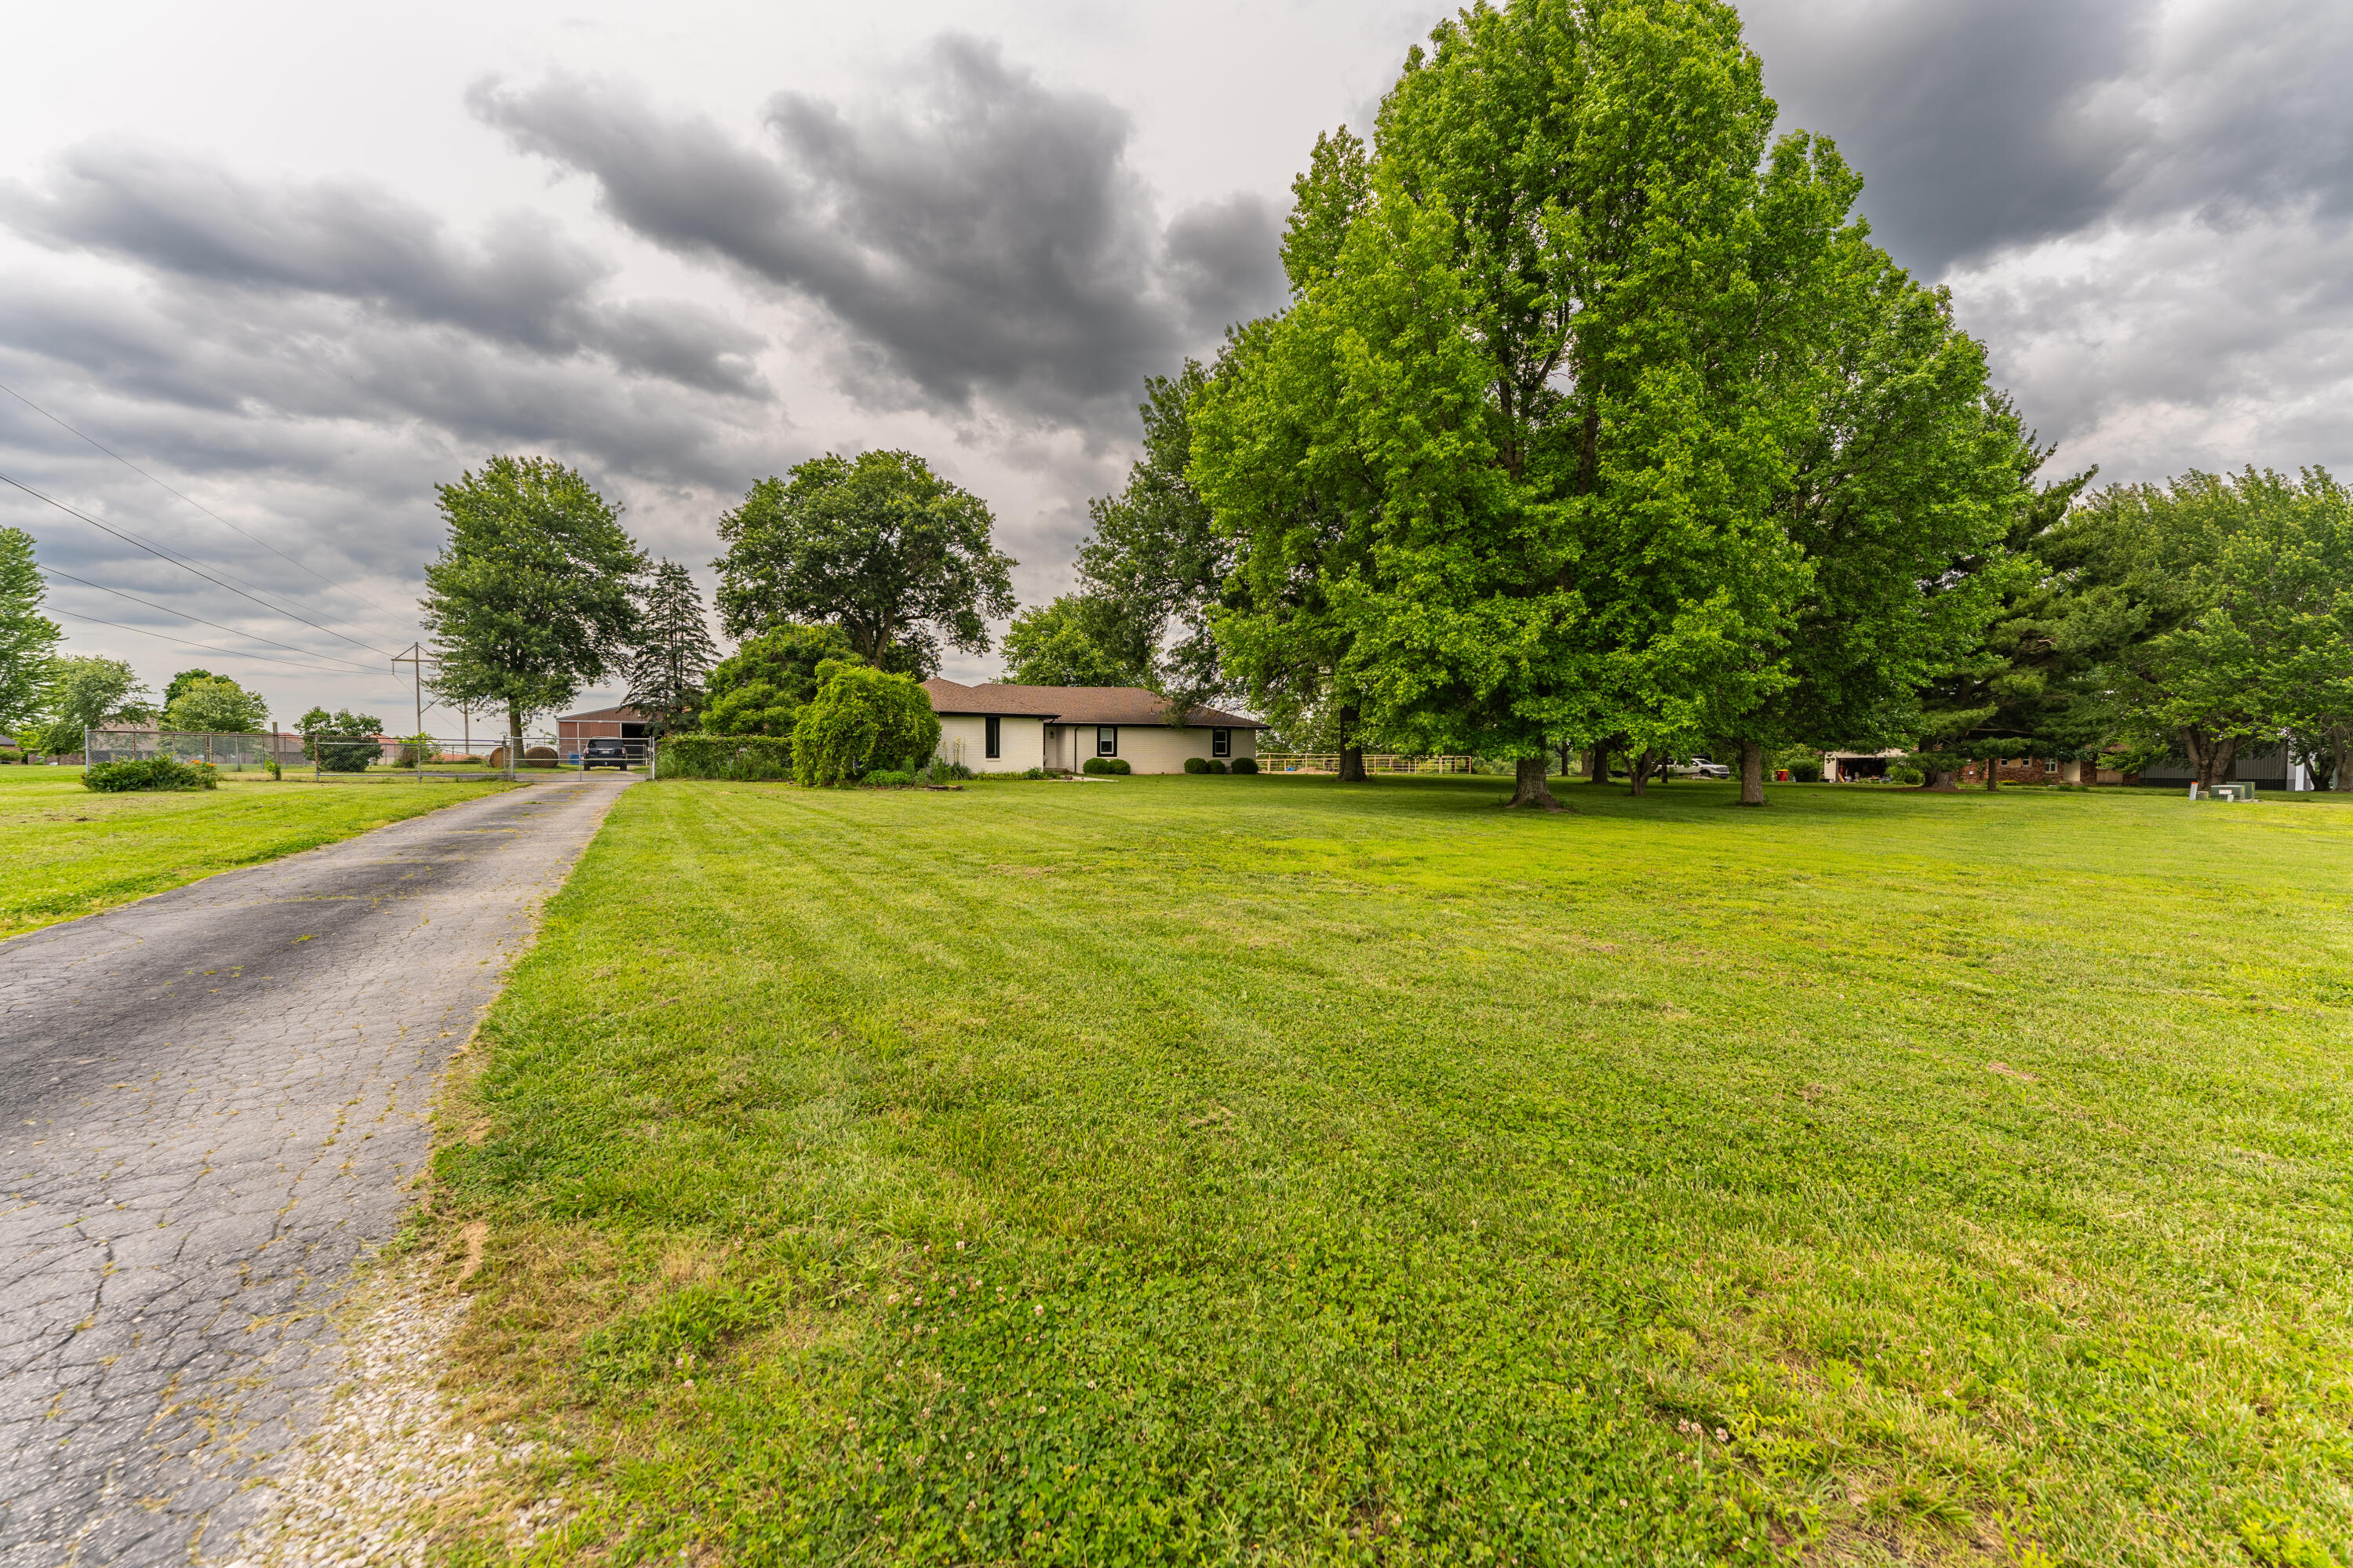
xmin=42 ymin=603 xmax=411 ymax=676
xmin=0 ymin=380 xmax=413 ymax=628
xmin=38 ymin=567 xmax=381 ymax=673
xmin=0 ymin=471 xmax=398 ymax=660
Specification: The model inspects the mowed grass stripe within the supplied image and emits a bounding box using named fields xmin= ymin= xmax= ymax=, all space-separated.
xmin=431 ymin=776 xmax=2353 ymax=1567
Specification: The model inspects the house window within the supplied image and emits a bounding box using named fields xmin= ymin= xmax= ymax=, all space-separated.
xmin=1098 ymin=726 xmax=1118 ymax=757
xmin=2044 ymin=758 xmax=2058 ymax=774
xmin=1212 ymin=728 xmax=1231 ymax=759
xmin=985 ymin=715 xmax=1001 ymax=760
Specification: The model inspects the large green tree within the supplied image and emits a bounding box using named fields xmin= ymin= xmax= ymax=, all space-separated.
xmin=1000 ymin=595 xmax=1153 ymax=687
xmin=163 ymin=675 xmax=268 ymax=733
xmin=1195 ymin=132 xmax=1387 ymax=782
xmin=1072 ymin=363 xmax=1232 ymax=710
xmin=714 ymin=452 xmax=1016 ymax=678
xmin=623 ymin=559 xmax=719 ymax=737
xmin=38 ymin=655 xmax=152 ymax=754
xmin=2062 ymin=468 xmax=2353 ymax=790
xmin=703 ymin=624 xmax=862 ymax=737
xmin=422 ymin=457 xmax=644 ymax=740
xmin=1721 ymin=307 xmax=2044 ymax=802
xmin=1197 ymin=0 xmax=1902 ymax=811
xmin=0 ymin=526 xmax=60 ymax=735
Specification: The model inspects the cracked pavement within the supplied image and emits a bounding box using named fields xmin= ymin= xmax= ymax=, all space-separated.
xmin=0 ymin=776 xmax=632 ymax=1566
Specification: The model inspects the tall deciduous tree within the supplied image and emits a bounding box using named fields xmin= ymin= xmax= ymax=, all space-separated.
xmin=162 ymin=668 xmax=219 ymax=710
xmin=1195 ymin=131 xmax=1385 ymax=782
xmin=2067 ymin=468 xmax=2353 ymax=790
xmin=623 ymin=559 xmax=718 ymax=737
xmin=422 ymin=457 xmax=644 ymax=740
xmin=1073 ymin=363 xmax=1232 ymax=711
xmin=163 ymin=675 xmax=268 ymax=733
xmin=1197 ymin=0 xmax=1896 ymax=812
xmin=1724 ymin=301 xmax=2045 ymax=802
xmin=0 ymin=526 xmax=60 ymax=735
xmin=1000 ymin=595 xmax=1153 ymax=687
xmin=38 ymin=655 xmax=151 ymax=754
xmin=714 ymin=451 xmax=1015 ymax=678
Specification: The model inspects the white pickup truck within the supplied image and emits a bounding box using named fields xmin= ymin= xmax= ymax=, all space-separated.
xmin=1665 ymin=756 xmax=1732 ymax=780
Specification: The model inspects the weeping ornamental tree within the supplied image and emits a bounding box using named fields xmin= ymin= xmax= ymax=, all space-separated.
xmin=1194 ymin=0 xmax=2023 ymax=809
xmin=422 ymin=457 xmax=644 ymax=741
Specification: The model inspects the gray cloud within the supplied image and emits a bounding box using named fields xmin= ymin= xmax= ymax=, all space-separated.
xmin=469 ymin=35 xmax=1286 ymax=431
xmin=2 ymin=144 xmax=771 ymax=396
xmin=1745 ymin=0 xmax=2353 ymax=482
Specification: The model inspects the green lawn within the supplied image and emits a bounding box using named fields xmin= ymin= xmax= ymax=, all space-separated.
xmin=430 ymin=777 xmax=2353 ymax=1567
xmin=0 ymin=767 xmax=518 ymax=938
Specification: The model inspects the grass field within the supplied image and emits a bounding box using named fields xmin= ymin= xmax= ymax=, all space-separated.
xmin=428 ymin=776 xmax=2353 ymax=1567
xmin=0 ymin=767 xmax=517 ymax=938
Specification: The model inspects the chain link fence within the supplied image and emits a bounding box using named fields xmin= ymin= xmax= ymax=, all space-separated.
xmin=77 ymin=729 xmax=618 ymax=780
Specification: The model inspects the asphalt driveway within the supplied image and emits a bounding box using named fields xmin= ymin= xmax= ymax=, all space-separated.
xmin=0 ymin=775 xmax=631 ymax=1566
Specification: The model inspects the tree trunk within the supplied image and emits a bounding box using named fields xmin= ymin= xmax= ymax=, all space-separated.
xmin=2332 ymin=724 xmax=2353 ymax=791
xmin=1335 ymin=704 xmax=1368 ymax=783
xmin=1556 ymin=738 xmax=1575 ymax=779
xmin=1627 ymin=748 xmax=1661 ymax=797
xmin=1921 ymin=769 xmax=1961 ymax=791
xmin=1587 ymin=738 xmax=1611 ymax=785
xmin=1504 ymin=755 xmax=1563 ymax=812
xmin=2183 ymin=726 xmax=2238 ymax=791
xmin=1982 ymin=753 xmax=1999 ymax=791
xmin=1736 ymin=739 xmax=1765 ymax=806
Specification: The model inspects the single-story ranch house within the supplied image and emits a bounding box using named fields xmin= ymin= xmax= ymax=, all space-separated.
xmin=921 ymin=679 xmax=1266 ymax=774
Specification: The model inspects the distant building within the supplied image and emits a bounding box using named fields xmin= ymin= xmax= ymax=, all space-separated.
xmin=920 ymin=680 xmax=1267 ymax=774
xmin=555 ymin=705 xmax=649 ymax=763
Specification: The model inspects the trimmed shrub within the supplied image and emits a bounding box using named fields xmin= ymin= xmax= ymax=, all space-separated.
xmin=1789 ymin=760 xmax=1823 ymax=783
xmin=1083 ymin=756 xmax=1131 ymax=776
xmin=659 ymin=734 xmax=796 ymax=780
xmin=1232 ymin=756 xmax=1258 ymax=775
xmin=0 ymin=748 xmax=21 ymax=765
xmin=313 ymin=737 xmax=376 ymax=773
xmin=793 ymin=665 xmax=942 ymax=787
xmin=1184 ymin=755 xmax=1210 ymax=773
xmin=85 ymin=757 xmax=219 ymax=792
xmin=1892 ymin=766 xmax=1925 ymax=786
xmin=1208 ymin=759 xmax=1229 ymax=774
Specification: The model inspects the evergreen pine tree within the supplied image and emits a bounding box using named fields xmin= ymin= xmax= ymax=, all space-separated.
xmin=625 ymin=559 xmax=718 ymax=737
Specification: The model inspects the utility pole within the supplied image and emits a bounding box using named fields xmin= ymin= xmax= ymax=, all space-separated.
xmin=392 ymin=643 xmax=431 ymax=780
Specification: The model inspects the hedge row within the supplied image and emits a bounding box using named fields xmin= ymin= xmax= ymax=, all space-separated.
xmin=659 ymin=734 xmax=796 ymax=780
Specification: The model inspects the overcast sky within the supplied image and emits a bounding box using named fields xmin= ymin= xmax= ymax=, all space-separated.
xmin=3 ymin=0 xmax=2348 ymax=728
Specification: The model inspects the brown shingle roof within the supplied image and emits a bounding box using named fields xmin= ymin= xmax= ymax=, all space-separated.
xmin=921 ymin=678 xmax=1264 ymax=728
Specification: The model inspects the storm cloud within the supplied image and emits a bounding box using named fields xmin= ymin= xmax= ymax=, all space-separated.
xmin=1746 ymin=0 xmax=2353 ymax=478
xmin=469 ymin=36 xmax=1286 ymax=431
